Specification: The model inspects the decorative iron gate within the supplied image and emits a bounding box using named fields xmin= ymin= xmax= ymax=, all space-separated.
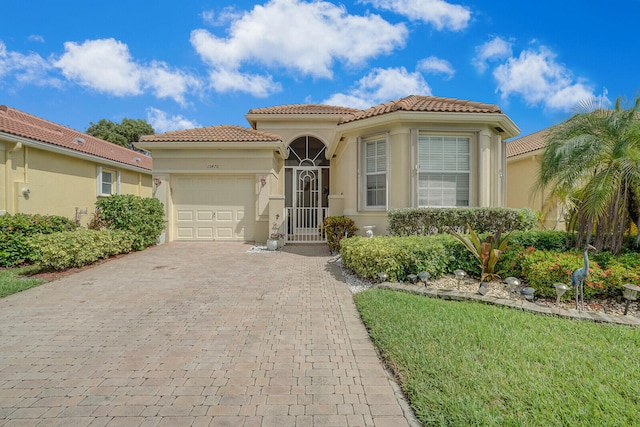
xmin=284 ymin=136 xmax=329 ymax=243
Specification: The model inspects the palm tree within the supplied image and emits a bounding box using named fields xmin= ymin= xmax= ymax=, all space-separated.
xmin=535 ymin=96 xmax=640 ymax=254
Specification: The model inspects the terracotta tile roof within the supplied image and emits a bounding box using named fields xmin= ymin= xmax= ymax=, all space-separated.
xmin=0 ymin=105 xmax=151 ymax=171
xmin=139 ymin=125 xmax=282 ymax=143
xmin=339 ymin=95 xmax=503 ymax=124
xmin=506 ymin=128 xmax=550 ymax=158
xmin=248 ymin=104 xmax=360 ymax=116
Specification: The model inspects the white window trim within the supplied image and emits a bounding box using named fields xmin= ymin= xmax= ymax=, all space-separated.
xmin=358 ymin=133 xmax=390 ymax=211
xmin=415 ymin=131 xmax=472 ymax=208
xmin=97 ymin=166 xmax=121 ymax=197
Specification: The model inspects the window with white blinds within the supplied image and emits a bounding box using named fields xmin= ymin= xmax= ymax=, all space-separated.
xmin=418 ymin=135 xmax=470 ymax=206
xmin=364 ymin=137 xmax=386 ymax=208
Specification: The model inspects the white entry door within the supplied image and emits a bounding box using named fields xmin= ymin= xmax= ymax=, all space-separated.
xmin=172 ymin=175 xmax=254 ymax=241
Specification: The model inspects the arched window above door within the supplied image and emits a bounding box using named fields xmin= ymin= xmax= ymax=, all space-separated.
xmin=286 ymin=136 xmax=330 ymax=167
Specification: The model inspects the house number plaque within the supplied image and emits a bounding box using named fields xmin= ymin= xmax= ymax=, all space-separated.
xmin=206 ymin=164 xmax=220 ymax=169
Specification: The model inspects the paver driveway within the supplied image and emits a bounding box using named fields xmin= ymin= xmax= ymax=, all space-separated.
xmin=0 ymin=243 xmax=414 ymax=427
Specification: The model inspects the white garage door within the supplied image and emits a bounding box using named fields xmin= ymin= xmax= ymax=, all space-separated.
xmin=172 ymin=175 xmax=255 ymax=241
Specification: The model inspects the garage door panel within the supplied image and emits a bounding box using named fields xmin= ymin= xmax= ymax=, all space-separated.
xmin=216 ymin=210 xmax=233 ymax=221
xmin=176 ymin=227 xmax=194 ymax=239
xmin=172 ymin=175 xmax=254 ymax=241
xmin=197 ymin=210 xmax=214 ymax=221
xmin=197 ymin=228 xmax=214 ymax=239
xmin=176 ymin=210 xmax=193 ymax=221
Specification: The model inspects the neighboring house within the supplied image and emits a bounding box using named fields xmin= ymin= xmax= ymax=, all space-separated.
xmin=506 ymin=127 xmax=564 ymax=229
xmin=137 ymin=95 xmax=519 ymax=243
xmin=0 ymin=105 xmax=153 ymax=225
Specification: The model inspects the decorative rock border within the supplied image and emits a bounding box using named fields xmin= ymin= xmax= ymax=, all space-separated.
xmin=378 ymin=282 xmax=640 ymax=328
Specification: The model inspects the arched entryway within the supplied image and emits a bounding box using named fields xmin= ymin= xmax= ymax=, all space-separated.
xmin=285 ymin=136 xmax=329 ymax=243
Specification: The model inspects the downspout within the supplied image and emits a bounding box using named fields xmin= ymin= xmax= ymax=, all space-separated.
xmin=6 ymin=142 xmax=23 ymax=214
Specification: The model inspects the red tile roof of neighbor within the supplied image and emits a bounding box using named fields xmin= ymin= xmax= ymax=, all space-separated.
xmin=139 ymin=125 xmax=282 ymax=143
xmin=0 ymin=105 xmax=152 ymax=171
xmin=506 ymin=128 xmax=550 ymax=158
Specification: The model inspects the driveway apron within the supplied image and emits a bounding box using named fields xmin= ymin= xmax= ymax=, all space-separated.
xmin=0 ymin=242 xmax=414 ymax=427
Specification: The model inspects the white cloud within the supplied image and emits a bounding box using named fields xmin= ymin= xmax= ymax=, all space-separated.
xmin=142 ymin=61 xmax=202 ymax=106
xmin=473 ymin=36 xmax=512 ymax=73
xmin=493 ymin=46 xmax=595 ymax=111
xmin=0 ymin=41 xmax=60 ymax=87
xmin=28 ymin=35 xmax=45 ymax=43
xmin=54 ymin=38 xmax=143 ymax=96
xmin=53 ymin=38 xmax=201 ymax=104
xmin=147 ymin=107 xmax=201 ymax=133
xmin=191 ymin=0 xmax=407 ymax=96
xmin=417 ymin=56 xmax=455 ymax=80
xmin=208 ymin=68 xmax=281 ymax=97
xmin=362 ymin=0 xmax=471 ymax=31
xmin=323 ymin=67 xmax=431 ymax=109
xmin=201 ymin=7 xmax=242 ymax=26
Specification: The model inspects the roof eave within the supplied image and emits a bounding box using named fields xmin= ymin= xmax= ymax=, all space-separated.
xmin=135 ymin=140 xmax=288 ymax=159
xmin=245 ymin=112 xmax=349 ymax=129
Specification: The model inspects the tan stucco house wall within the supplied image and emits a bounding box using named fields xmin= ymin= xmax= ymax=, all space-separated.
xmin=138 ymin=95 xmax=520 ymax=243
xmin=1 ymin=106 xmax=152 ymax=226
xmin=506 ymin=128 xmax=564 ymax=230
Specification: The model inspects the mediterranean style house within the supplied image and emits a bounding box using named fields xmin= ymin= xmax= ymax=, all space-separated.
xmin=506 ymin=127 xmax=564 ymax=230
xmin=0 ymin=106 xmax=152 ymax=225
xmin=137 ymin=95 xmax=520 ymax=243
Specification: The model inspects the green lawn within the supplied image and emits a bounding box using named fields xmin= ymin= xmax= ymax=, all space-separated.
xmin=354 ymin=289 xmax=640 ymax=427
xmin=0 ymin=266 xmax=43 ymax=298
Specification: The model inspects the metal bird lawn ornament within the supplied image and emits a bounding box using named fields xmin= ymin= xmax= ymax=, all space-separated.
xmin=571 ymin=244 xmax=596 ymax=310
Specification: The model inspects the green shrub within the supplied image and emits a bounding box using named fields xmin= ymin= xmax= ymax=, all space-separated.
xmin=388 ymin=207 xmax=537 ymax=236
xmin=322 ymin=216 xmax=358 ymax=253
xmin=519 ymin=249 xmax=640 ymax=299
xmin=508 ymin=229 xmax=569 ymax=251
xmin=0 ymin=213 xmax=77 ymax=267
xmin=30 ymin=229 xmax=134 ymax=271
xmin=340 ymin=236 xmax=448 ymax=282
xmin=95 ymin=195 xmax=164 ymax=250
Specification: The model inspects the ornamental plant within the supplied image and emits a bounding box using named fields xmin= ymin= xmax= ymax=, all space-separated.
xmin=519 ymin=249 xmax=640 ymax=299
xmin=323 ymin=216 xmax=358 ymax=253
xmin=448 ymin=224 xmax=511 ymax=282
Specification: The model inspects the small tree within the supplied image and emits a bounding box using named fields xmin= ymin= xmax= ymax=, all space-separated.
xmin=86 ymin=118 xmax=154 ymax=150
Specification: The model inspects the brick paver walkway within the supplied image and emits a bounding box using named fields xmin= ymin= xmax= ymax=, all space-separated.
xmin=0 ymin=243 xmax=415 ymax=426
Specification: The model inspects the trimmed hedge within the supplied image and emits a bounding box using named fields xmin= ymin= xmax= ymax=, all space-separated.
xmin=388 ymin=207 xmax=538 ymax=236
xmin=340 ymin=236 xmax=449 ymax=282
xmin=0 ymin=213 xmax=77 ymax=267
xmin=29 ymin=229 xmax=134 ymax=271
xmin=95 ymin=195 xmax=164 ymax=250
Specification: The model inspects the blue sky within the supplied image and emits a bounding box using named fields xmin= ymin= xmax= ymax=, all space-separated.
xmin=1 ymin=0 xmax=638 ymax=138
